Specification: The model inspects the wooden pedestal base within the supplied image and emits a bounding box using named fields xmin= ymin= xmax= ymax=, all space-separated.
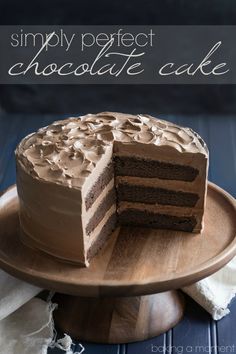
xmin=2 ymin=184 xmax=236 ymax=343
xmin=53 ymin=290 xmax=185 ymax=344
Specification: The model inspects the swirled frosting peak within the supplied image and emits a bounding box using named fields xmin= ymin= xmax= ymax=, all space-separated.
xmin=16 ymin=112 xmax=208 ymax=188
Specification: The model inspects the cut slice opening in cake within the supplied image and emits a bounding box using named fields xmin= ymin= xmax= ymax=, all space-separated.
xmin=83 ymin=143 xmax=207 ymax=261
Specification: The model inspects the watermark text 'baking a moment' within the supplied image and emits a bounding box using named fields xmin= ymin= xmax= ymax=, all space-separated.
xmin=151 ymin=344 xmax=235 ymax=354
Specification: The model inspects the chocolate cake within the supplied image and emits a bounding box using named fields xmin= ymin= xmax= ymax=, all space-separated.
xmin=15 ymin=112 xmax=209 ymax=266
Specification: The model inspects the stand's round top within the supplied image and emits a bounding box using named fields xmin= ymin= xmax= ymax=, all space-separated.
xmin=0 ymin=183 xmax=236 ymax=297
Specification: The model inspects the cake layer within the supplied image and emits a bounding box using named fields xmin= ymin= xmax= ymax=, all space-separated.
xmin=116 ymin=175 xmax=204 ymax=192
xmin=118 ymin=208 xmax=197 ymax=232
xmin=118 ymin=201 xmax=203 ymax=216
xmin=85 ymin=162 xmax=114 ymax=210
xmin=117 ymin=183 xmax=199 ymax=207
xmin=114 ymin=156 xmax=199 ymax=181
xmin=86 ymin=188 xmax=116 ymax=235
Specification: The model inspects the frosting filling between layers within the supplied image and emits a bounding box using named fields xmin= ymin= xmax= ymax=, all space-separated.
xmin=118 ymin=201 xmax=203 ymax=217
xmin=116 ymin=175 xmax=205 ymax=192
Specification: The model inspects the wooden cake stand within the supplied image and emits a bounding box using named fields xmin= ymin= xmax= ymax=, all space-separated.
xmin=0 ymin=182 xmax=236 ymax=343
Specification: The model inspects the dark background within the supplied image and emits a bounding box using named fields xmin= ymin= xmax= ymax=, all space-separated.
xmin=1 ymin=3 xmax=236 ymax=354
xmin=1 ymin=0 xmax=236 ymax=115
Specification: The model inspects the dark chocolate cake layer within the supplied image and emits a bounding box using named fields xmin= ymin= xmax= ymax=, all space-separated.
xmin=87 ymin=213 xmax=117 ymax=261
xmin=85 ymin=162 xmax=114 ymax=211
xmin=117 ymin=183 xmax=199 ymax=207
xmin=86 ymin=188 xmax=116 ymax=235
xmin=114 ymin=156 xmax=199 ymax=181
xmin=119 ymin=209 xmax=197 ymax=232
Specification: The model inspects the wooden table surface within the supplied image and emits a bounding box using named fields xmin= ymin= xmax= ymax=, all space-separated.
xmin=1 ymin=113 xmax=236 ymax=354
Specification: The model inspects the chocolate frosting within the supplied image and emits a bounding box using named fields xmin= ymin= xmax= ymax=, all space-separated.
xmin=16 ymin=112 xmax=208 ymax=188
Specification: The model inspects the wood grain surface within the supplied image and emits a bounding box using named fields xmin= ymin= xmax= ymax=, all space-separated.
xmin=0 ymin=182 xmax=235 ymax=297
xmin=53 ymin=291 xmax=185 ymax=343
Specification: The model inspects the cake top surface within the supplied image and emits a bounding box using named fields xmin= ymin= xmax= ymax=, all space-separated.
xmin=16 ymin=112 xmax=208 ymax=188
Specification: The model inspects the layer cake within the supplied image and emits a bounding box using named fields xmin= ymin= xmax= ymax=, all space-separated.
xmin=15 ymin=112 xmax=209 ymax=266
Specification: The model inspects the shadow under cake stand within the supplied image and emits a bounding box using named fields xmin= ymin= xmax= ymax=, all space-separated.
xmin=0 ymin=182 xmax=236 ymax=343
